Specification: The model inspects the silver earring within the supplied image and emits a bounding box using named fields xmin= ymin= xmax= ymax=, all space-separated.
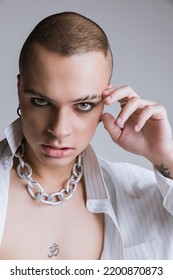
xmin=17 ymin=106 xmax=21 ymax=117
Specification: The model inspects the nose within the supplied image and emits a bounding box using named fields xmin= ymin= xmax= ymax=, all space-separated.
xmin=47 ymin=108 xmax=72 ymax=139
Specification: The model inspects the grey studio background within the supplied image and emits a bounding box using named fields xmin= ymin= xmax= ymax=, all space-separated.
xmin=0 ymin=0 xmax=173 ymax=169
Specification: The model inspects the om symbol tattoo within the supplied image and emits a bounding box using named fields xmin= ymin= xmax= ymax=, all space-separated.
xmin=48 ymin=243 xmax=59 ymax=258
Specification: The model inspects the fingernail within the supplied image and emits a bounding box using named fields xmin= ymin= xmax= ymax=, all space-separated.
xmin=104 ymin=95 xmax=112 ymax=102
xmin=134 ymin=124 xmax=140 ymax=132
xmin=116 ymin=117 xmax=124 ymax=128
xmin=103 ymin=88 xmax=112 ymax=96
xmin=102 ymin=91 xmax=109 ymax=98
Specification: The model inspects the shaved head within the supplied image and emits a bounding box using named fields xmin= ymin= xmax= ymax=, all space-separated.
xmin=19 ymin=12 xmax=113 ymax=79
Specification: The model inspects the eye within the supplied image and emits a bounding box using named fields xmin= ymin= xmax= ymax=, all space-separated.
xmin=31 ymin=98 xmax=50 ymax=106
xmin=75 ymin=102 xmax=95 ymax=112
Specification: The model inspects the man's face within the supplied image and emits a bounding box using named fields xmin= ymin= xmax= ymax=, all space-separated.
xmin=18 ymin=45 xmax=110 ymax=168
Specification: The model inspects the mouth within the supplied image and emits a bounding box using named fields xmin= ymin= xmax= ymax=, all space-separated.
xmin=41 ymin=144 xmax=74 ymax=158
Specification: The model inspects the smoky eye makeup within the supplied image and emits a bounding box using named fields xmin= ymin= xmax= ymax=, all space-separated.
xmin=25 ymin=88 xmax=103 ymax=110
xmin=30 ymin=97 xmax=51 ymax=106
xmin=74 ymin=99 xmax=102 ymax=113
xmin=75 ymin=102 xmax=96 ymax=112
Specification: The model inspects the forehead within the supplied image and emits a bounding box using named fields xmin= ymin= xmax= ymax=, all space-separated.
xmin=21 ymin=43 xmax=111 ymax=78
xmin=21 ymin=45 xmax=111 ymax=93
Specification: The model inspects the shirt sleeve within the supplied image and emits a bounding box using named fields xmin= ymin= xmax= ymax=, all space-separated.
xmin=154 ymin=166 xmax=173 ymax=215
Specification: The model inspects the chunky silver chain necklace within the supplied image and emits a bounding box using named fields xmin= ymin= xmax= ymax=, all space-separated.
xmin=15 ymin=144 xmax=84 ymax=206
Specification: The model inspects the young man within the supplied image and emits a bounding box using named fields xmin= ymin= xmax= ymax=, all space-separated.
xmin=0 ymin=12 xmax=173 ymax=260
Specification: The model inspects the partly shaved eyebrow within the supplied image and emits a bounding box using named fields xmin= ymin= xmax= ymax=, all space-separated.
xmin=23 ymin=89 xmax=102 ymax=103
xmin=73 ymin=94 xmax=102 ymax=102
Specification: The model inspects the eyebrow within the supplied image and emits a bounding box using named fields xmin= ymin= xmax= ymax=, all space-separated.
xmin=74 ymin=94 xmax=102 ymax=102
xmin=23 ymin=89 xmax=102 ymax=103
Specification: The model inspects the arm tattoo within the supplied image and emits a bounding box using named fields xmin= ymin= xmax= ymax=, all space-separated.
xmin=156 ymin=164 xmax=173 ymax=179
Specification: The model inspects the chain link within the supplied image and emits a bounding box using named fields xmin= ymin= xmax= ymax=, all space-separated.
xmin=15 ymin=144 xmax=84 ymax=206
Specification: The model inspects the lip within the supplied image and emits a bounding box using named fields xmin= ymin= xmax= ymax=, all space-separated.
xmin=42 ymin=144 xmax=74 ymax=158
xmin=45 ymin=143 xmax=73 ymax=149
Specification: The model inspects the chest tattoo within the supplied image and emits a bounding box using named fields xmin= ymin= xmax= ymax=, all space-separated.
xmin=48 ymin=242 xmax=59 ymax=258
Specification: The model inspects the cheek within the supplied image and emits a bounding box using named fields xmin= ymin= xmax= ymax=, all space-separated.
xmin=76 ymin=105 xmax=103 ymax=138
xmin=76 ymin=116 xmax=99 ymax=142
xmin=21 ymin=110 xmax=48 ymax=142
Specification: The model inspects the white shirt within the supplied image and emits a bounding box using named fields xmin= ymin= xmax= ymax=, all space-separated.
xmin=0 ymin=118 xmax=173 ymax=259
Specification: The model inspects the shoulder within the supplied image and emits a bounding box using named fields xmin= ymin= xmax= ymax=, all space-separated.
xmin=0 ymin=138 xmax=13 ymax=173
xmin=98 ymin=155 xmax=154 ymax=178
xmin=0 ymin=138 xmax=8 ymax=153
xmin=97 ymin=155 xmax=156 ymax=192
xmin=96 ymin=156 xmax=161 ymax=214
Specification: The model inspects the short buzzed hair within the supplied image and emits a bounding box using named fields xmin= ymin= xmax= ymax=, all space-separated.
xmin=19 ymin=11 xmax=113 ymax=77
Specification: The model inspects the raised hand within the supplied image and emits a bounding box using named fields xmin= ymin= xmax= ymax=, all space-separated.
xmin=102 ymin=86 xmax=173 ymax=176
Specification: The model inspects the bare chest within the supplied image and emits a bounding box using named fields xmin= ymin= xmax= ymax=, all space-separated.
xmin=0 ymin=169 xmax=104 ymax=260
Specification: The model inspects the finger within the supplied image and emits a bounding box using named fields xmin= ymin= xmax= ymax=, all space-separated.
xmin=102 ymin=87 xmax=115 ymax=99
xmin=102 ymin=84 xmax=113 ymax=97
xmin=103 ymin=86 xmax=138 ymax=105
xmin=119 ymin=98 xmax=128 ymax=107
xmin=102 ymin=112 xmax=122 ymax=142
xmin=115 ymin=97 xmax=156 ymax=128
xmin=134 ymin=104 xmax=167 ymax=132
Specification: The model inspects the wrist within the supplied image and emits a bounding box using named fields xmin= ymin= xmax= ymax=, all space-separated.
xmin=153 ymin=154 xmax=173 ymax=179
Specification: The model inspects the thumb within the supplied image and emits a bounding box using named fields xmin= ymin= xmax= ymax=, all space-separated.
xmin=102 ymin=112 xmax=122 ymax=143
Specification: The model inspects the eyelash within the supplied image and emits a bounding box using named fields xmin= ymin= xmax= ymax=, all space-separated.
xmin=30 ymin=98 xmax=96 ymax=113
xmin=75 ymin=102 xmax=96 ymax=112
xmin=31 ymin=98 xmax=50 ymax=106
